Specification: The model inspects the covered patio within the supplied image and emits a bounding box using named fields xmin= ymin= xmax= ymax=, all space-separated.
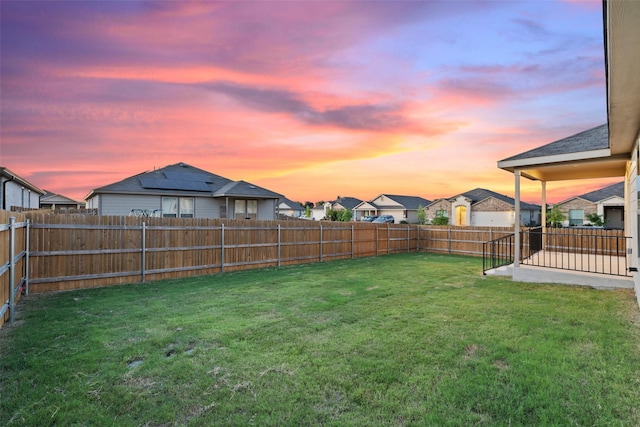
xmin=491 ymin=0 xmax=640 ymax=295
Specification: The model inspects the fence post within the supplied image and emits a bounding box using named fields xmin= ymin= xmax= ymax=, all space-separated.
xmin=221 ymin=223 xmax=225 ymax=272
xmin=319 ymin=223 xmax=323 ymax=262
xmin=141 ymin=222 xmax=146 ymax=283
xmin=448 ymin=227 xmax=451 ymax=254
xmin=376 ymin=225 xmax=379 ymax=256
xmin=25 ymin=219 xmax=30 ymax=296
xmin=277 ymin=224 xmax=281 ymax=267
xmin=351 ymin=224 xmax=354 ymax=259
xmin=417 ymin=226 xmax=420 ymax=250
xmin=9 ymin=217 xmax=16 ymax=324
xmin=387 ymin=224 xmax=390 ymax=254
xmin=407 ymin=226 xmax=410 ymax=252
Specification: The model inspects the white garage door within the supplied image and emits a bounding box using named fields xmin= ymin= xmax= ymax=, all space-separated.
xmin=471 ymin=212 xmax=513 ymax=227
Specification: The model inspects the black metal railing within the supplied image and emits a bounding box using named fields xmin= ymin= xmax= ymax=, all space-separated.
xmin=483 ymin=227 xmax=630 ymax=277
xmin=482 ymin=233 xmax=515 ymax=274
xmin=521 ymin=229 xmax=631 ymax=277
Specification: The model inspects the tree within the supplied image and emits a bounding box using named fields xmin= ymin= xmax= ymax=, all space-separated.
xmin=546 ymin=205 xmax=566 ymax=228
xmin=337 ymin=209 xmax=352 ymax=222
xmin=586 ymin=212 xmax=605 ymax=226
xmin=416 ymin=205 xmax=427 ymax=225
xmin=304 ymin=205 xmax=311 ymax=218
xmin=432 ymin=209 xmax=449 ymax=225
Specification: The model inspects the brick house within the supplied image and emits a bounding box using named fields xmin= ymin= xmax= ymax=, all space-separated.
xmin=425 ymin=188 xmax=541 ymax=227
xmin=553 ymin=181 xmax=624 ymax=229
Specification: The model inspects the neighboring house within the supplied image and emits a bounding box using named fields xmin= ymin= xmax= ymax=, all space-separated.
xmin=354 ymin=194 xmax=431 ymax=223
xmin=425 ymin=188 xmax=541 ymax=227
xmin=331 ymin=196 xmax=362 ymax=220
xmin=278 ymin=197 xmax=307 ymax=218
xmin=496 ymin=0 xmax=640 ymax=296
xmin=310 ymin=202 xmax=330 ymax=221
xmin=40 ymin=191 xmax=84 ymax=210
xmin=85 ymin=162 xmax=283 ymax=220
xmin=553 ymin=182 xmax=625 ymax=229
xmin=0 ymin=167 xmax=45 ymax=211
xmin=309 ymin=197 xmax=362 ymax=221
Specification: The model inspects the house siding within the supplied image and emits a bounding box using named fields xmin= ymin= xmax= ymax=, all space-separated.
xmin=93 ymin=194 xmax=222 ymax=218
xmin=628 ymin=138 xmax=639 ymax=302
xmin=1 ymin=180 xmax=41 ymax=210
xmin=473 ymin=197 xmax=512 ymax=212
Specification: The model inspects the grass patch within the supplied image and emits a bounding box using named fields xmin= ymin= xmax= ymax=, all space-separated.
xmin=2 ymin=253 xmax=640 ymax=425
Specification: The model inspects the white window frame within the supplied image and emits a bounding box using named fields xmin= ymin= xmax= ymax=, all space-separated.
xmin=162 ymin=197 xmax=195 ymax=218
xmin=235 ymin=199 xmax=258 ymax=220
xmin=569 ymin=209 xmax=584 ymax=226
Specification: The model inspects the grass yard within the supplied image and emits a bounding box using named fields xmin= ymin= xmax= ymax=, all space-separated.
xmin=2 ymin=253 xmax=640 ymax=426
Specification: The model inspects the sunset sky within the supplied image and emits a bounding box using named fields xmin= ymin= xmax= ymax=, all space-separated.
xmin=0 ymin=0 xmax=618 ymax=205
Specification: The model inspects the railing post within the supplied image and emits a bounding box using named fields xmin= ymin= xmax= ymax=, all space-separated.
xmin=9 ymin=217 xmax=16 ymax=324
xmin=221 ymin=223 xmax=225 ymax=272
xmin=141 ymin=222 xmax=146 ymax=283
xmin=277 ymin=224 xmax=281 ymax=267
xmin=25 ymin=219 xmax=30 ymax=296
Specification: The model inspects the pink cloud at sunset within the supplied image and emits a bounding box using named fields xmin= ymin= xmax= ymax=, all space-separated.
xmin=0 ymin=0 xmax=609 ymax=205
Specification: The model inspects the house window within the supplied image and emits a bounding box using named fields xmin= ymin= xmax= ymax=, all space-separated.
xmin=162 ymin=197 xmax=195 ymax=218
xmin=162 ymin=197 xmax=178 ymax=217
xmin=569 ymin=209 xmax=583 ymax=226
xmin=235 ymin=199 xmax=258 ymax=220
xmin=180 ymin=198 xmax=194 ymax=218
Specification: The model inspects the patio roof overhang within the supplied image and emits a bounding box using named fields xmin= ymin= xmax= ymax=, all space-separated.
xmin=498 ymin=150 xmax=628 ymax=182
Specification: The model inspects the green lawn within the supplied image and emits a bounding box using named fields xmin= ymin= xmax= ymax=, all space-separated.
xmin=2 ymin=253 xmax=640 ymax=426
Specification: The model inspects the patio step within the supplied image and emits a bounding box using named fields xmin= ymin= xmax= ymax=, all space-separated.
xmin=484 ymin=264 xmax=513 ymax=276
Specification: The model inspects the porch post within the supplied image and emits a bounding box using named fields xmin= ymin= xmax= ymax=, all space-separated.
xmin=541 ymin=180 xmax=547 ymax=249
xmin=514 ymin=170 xmax=521 ymax=267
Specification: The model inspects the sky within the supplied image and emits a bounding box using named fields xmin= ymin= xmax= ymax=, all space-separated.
xmin=0 ymin=0 xmax=619 ymax=205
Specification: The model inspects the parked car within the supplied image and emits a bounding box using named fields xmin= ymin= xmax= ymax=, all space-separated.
xmin=362 ymin=215 xmax=378 ymax=222
xmin=372 ymin=215 xmax=395 ymax=224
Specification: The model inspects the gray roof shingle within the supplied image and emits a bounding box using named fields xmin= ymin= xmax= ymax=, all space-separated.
xmin=453 ymin=188 xmax=540 ymax=210
xmin=500 ymin=124 xmax=608 ymax=162
xmin=571 ymin=181 xmax=624 ymax=203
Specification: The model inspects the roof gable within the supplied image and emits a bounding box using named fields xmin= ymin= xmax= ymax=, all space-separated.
xmin=371 ymin=194 xmax=431 ymax=210
xmin=332 ymin=197 xmax=362 ymax=210
xmin=574 ymin=181 xmax=624 ymax=203
xmin=451 ymin=188 xmax=540 ymax=210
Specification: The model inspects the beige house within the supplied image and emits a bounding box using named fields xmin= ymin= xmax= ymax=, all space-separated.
xmin=553 ymin=182 xmax=624 ymax=229
xmin=496 ymin=0 xmax=640 ymax=301
xmin=425 ymin=188 xmax=540 ymax=227
xmin=353 ymin=194 xmax=431 ymax=224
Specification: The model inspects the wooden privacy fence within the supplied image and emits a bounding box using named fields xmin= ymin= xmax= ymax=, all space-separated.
xmin=24 ymin=214 xmax=421 ymax=294
xmin=419 ymin=226 xmax=515 ymax=256
xmin=0 ymin=210 xmax=28 ymax=327
xmin=0 ymin=211 xmax=543 ymax=329
xmin=543 ymin=227 xmax=627 ymax=256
